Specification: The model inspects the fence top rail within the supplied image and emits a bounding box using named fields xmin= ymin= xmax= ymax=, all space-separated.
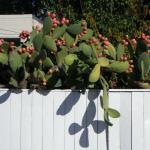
xmin=0 ymin=88 xmax=150 ymax=92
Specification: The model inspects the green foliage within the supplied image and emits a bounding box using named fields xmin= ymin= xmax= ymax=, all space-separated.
xmin=109 ymin=61 xmax=129 ymax=73
xmin=1 ymin=12 xmax=150 ymax=126
xmin=33 ymin=33 xmax=43 ymax=51
xmin=67 ymin=24 xmax=83 ymax=35
xmin=9 ymin=51 xmax=22 ymax=73
xmin=89 ymin=64 xmax=101 ymax=83
xmin=107 ymin=108 xmax=121 ymax=118
xmin=43 ymin=35 xmax=57 ymax=52
xmin=43 ymin=17 xmax=53 ymax=35
xmin=0 ymin=53 xmax=8 ymax=65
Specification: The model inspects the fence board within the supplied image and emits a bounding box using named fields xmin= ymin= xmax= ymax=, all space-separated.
xmin=143 ymin=92 xmax=150 ymax=150
xmin=64 ymin=91 xmax=75 ymax=150
xmin=21 ymin=91 xmax=32 ymax=150
xmin=53 ymin=91 xmax=66 ymax=150
xmin=31 ymin=91 xmax=43 ymax=150
xmin=10 ymin=92 xmax=21 ymax=150
xmin=87 ymin=90 xmax=99 ymax=150
xmin=97 ymin=91 xmax=107 ymax=150
xmin=120 ymin=92 xmax=132 ymax=150
xmin=74 ymin=91 xmax=87 ymax=150
xmin=42 ymin=91 xmax=54 ymax=150
xmin=109 ymin=92 xmax=120 ymax=150
xmin=132 ymin=92 xmax=144 ymax=150
xmin=0 ymin=90 xmax=150 ymax=150
xmin=0 ymin=90 xmax=11 ymax=150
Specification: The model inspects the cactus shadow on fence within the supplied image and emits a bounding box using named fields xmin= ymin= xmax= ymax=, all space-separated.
xmin=57 ymin=89 xmax=108 ymax=148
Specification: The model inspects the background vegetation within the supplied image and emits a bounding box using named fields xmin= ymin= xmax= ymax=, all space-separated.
xmin=33 ymin=0 xmax=150 ymax=43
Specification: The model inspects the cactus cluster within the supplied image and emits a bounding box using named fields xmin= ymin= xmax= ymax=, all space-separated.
xmin=1 ymin=12 xmax=150 ymax=124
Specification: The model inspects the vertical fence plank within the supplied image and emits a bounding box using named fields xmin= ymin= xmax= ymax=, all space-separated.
xmin=97 ymin=90 xmax=107 ymax=150
xmin=31 ymin=91 xmax=43 ymax=150
xmin=21 ymin=90 xmax=32 ymax=150
xmin=109 ymin=92 xmax=120 ymax=150
xmin=53 ymin=91 xmax=66 ymax=150
xmin=86 ymin=90 xmax=99 ymax=150
xmin=64 ymin=91 xmax=76 ymax=150
xmin=74 ymin=91 xmax=87 ymax=150
xmin=120 ymin=92 xmax=132 ymax=150
xmin=143 ymin=92 xmax=150 ymax=150
xmin=10 ymin=91 xmax=21 ymax=150
xmin=132 ymin=92 xmax=144 ymax=150
xmin=42 ymin=91 xmax=54 ymax=150
xmin=0 ymin=90 xmax=11 ymax=150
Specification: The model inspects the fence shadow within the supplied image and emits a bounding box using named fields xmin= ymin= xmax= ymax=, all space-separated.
xmin=0 ymin=90 xmax=11 ymax=104
xmin=57 ymin=89 xmax=108 ymax=148
xmin=0 ymin=89 xmax=109 ymax=149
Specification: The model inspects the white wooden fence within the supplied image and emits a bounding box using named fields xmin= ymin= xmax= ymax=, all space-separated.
xmin=0 ymin=89 xmax=150 ymax=150
xmin=0 ymin=15 xmax=42 ymax=38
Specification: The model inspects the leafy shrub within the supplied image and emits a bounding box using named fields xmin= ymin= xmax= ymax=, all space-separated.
xmin=0 ymin=12 xmax=150 ymax=124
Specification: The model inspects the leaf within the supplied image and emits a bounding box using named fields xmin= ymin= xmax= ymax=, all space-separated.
xmin=33 ymin=32 xmax=43 ymax=51
xmin=43 ymin=57 xmax=54 ymax=68
xmin=107 ymin=108 xmax=120 ymax=118
xmin=53 ymin=25 xmax=67 ymax=39
xmin=43 ymin=16 xmax=52 ymax=35
xmin=43 ymin=35 xmax=57 ymax=52
xmin=79 ymin=43 xmax=92 ymax=57
xmin=138 ymin=52 xmax=150 ymax=75
xmin=64 ymin=32 xmax=74 ymax=47
xmin=136 ymin=39 xmax=148 ymax=56
xmin=1 ymin=42 xmax=9 ymax=53
xmin=9 ymin=77 xmax=18 ymax=87
xmin=98 ymin=57 xmax=109 ymax=67
xmin=67 ymin=23 xmax=83 ymax=35
xmin=102 ymin=86 xmax=109 ymax=109
xmin=21 ymin=52 xmax=29 ymax=63
xmin=9 ymin=51 xmax=22 ymax=73
xmin=30 ymin=29 xmax=37 ymax=42
xmin=89 ymin=64 xmax=101 ymax=83
xmin=0 ymin=53 xmax=8 ymax=65
xmin=109 ymin=61 xmax=129 ymax=73
xmin=56 ymin=47 xmax=68 ymax=65
xmin=80 ymin=29 xmax=93 ymax=41
xmin=39 ymin=49 xmax=47 ymax=60
xmin=116 ymin=43 xmax=125 ymax=60
xmin=104 ymin=43 xmax=116 ymax=59
xmin=37 ymin=69 xmax=45 ymax=80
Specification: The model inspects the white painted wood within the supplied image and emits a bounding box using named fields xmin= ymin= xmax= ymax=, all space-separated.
xmin=10 ymin=91 xmax=21 ymax=150
xmin=109 ymin=92 xmax=120 ymax=150
xmin=86 ymin=90 xmax=98 ymax=150
xmin=1 ymin=90 xmax=150 ymax=150
xmin=20 ymin=91 xmax=32 ymax=150
xmin=0 ymin=90 xmax=11 ymax=150
xmin=42 ymin=91 xmax=54 ymax=150
xmin=143 ymin=92 xmax=150 ymax=150
xmin=97 ymin=90 xmax=107 ymax=150
xmin=64 ymin=91 xmax=75 ymax=150
xmin=132 ymin=92 xmax=144 ymax=150
xmin=0 ymin=15 xmax=32 ymax=38
xmin=74 ymin=91 xmax=87 ymax=150
xmin=31 ymin=91 xmax=43 ymax=150
xmin=120 ymin=92 xmax=132 ymax=150
xmin=53 ymin=91 xmax=66 ymax=150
